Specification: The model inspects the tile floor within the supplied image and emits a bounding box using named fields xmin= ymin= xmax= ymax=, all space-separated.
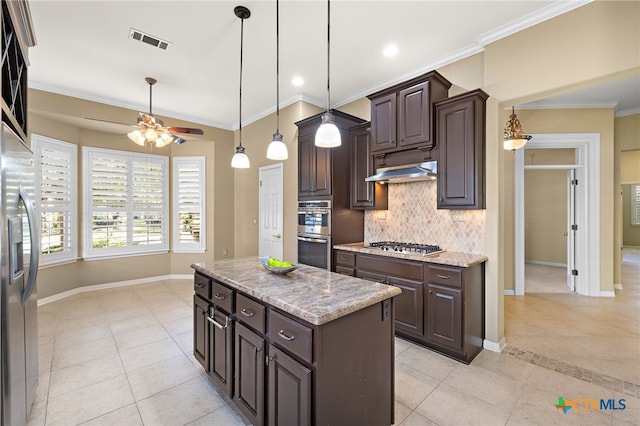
xmin=28 ymin=249 xmax=639 ymax=425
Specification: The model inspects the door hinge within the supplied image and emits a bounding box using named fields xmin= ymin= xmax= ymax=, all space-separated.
xmin=259 ymin=180 xmax=262 ymax=187
xmin=571 ymin=179 xmax=578 ymax=186
xmin=571 ymin=224 xmax=578 ymax=231
xmin=571 ymin=269 xmax=578 ymax=276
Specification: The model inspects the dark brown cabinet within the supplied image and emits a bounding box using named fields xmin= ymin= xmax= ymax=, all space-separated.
xmin=349 ymin=123 xmax=388 ymax=210
xmin=267 ymin=344 xmax=312 ymax=426
xmin=426 ymin=284 xmax=462 ymax=351
xmin=435 ymin=89 xmax=489 ymax=209
xmin=234 ymin=323 xmax=265 ymax=426
xmin=296 ymin=110 xmax=365 ymax=201
xmin=368 ymin=71 xmax=451 ymax=155
xmin=193 ymin=295 xmax=208 ymax=366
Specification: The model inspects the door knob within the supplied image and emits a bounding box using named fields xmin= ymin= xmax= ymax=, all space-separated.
xmin=273 ymin=234 xmax=281 ymax=239
xmin=563 ymin=232 xmax=568 ymax=236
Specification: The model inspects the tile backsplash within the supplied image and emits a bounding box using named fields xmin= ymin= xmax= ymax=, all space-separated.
xmin=364 ymin=180 xmax=486 ymax=254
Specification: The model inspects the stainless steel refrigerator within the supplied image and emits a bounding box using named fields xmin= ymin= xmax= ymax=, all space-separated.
xmin=1 ymin=122 xmax=39 ymax=426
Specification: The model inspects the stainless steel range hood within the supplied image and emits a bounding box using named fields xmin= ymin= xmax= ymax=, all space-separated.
xmin=365 ymin=161 xmax=437 ymax=183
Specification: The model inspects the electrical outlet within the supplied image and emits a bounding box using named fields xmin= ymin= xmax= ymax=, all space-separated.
xmin=223 ymin=250 xmax=228 ymax=256
xmin=450 ymin=211 xmax=465 ymax=222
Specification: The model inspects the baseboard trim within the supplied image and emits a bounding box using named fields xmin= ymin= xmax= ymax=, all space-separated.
xmin=525 ymin=259 xmax=567 ymax=268
xmin=503 ymin=289 xmax=516 ymax=296
xmin=483 ymin=337 xmax=506 ymax=353
xmin=38 ymin=274 xmax=193 ymax=306
xmin=599 ymin=290 xmax=616 ymax=298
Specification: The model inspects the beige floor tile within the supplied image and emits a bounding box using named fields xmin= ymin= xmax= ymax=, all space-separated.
xmin=51 ymin=335 xmax=118 ymax=371
xmin=173 ymin=330 xmax=194 ymax=354
xmin=109 ymin=313 xmax=161 ymax=335
xmin=53 ymin=322 xmax=112 ymax=349
xmin=136 ymin=377 xmax=226 ymax=425
xmin=113 ymin=323 xmax=171 ymax=351
xmin=399 ymin=411 xmax=438 ymax=426
xmin=48 ymin=353 xmax=124 ymax=399
xmin=469 ymin=349 xmax=535 ymax=383
xmin=126 ymin=354 xmax=201 ymax=400
xmin=415 ymin=383 xmax=511 ymax=426
xmin=34 ymin=372 xmax=50 ymax=403
xmin=26 ymin=399 xmax=46 ymax=426
xmin=105 ymin=305 xmax=150 ymax=323
xmin=118 ymin=337 xmax=184 ymax=373
xmin=394 ymin=363 xmax=440 ymax=410
xmin=153 ymin=305 xmax=191 ymax=324
xmin=525 ymin=365 xmax=614 ymax=399
xmin=185 ymin=404 xmax=251 ymax=426
xmin=395 ymin=345 xmax=459 ymax=381
xmin=395 ymin=337 xmax=412 ymax=357
xmin=80 ymin=404 xmax=143 ymax=426
xmin=162 ymin=315 xmax=193 ymax=336
xmin=609 ymin=391 xmax=640 ymax=425
xmin=393 ymin=401 xmax=413 ymax=425
xmin=45 ymin=375 xmax=134 ymax=425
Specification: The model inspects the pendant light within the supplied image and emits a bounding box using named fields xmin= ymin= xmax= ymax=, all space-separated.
xmin=231 ymin=6 xmax=251 ymax=169
xmin=266 ymin=0 xmax=288 ymax=160
xmin=314 ymin=0 xmax=341 ymax=148
xmin=503 ymin=106 xmax=532 ymax=151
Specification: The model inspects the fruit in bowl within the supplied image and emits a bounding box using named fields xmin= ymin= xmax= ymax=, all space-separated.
xmin=259 ymin=256 xmax=300 ymax=274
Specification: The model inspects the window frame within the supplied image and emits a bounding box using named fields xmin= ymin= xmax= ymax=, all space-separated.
xmin=82 ymin=147 xmax=169 ymax=259
xmin=32 ymin=134 xmax=78 ymax=265
xmin=172 ymin=156 xmax=206 ymax=253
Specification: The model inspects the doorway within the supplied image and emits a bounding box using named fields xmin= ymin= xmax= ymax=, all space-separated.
xmin=515 ymin=133 xmax=601 ymax=296
xmin=258 ymin=163 xmax=284 ymax=259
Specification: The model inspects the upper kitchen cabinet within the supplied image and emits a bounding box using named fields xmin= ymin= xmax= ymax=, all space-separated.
xmin=367 ymin=71 xmax=451 ymax=156
xmin=295 ymin=110 xmax=365 ymax=204
xmin=349 ymin=122 xmax=387 ymax=210
xmin=1 ymin=0 xmax=36 ymax=141
xmin=435 ymin=89 xmax=489 ymax=209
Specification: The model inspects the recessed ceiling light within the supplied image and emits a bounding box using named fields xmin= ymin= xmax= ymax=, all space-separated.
xmin=383 ymin=45 xmax=398 ymax=58
xmin=291 ymin=76 xmax=304 ymax=86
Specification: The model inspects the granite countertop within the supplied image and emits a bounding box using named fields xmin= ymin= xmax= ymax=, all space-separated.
xmin=334 ymin=242 xmax=488 ymax=267
xmin=191 ymin=257 xmax=401 ymax=326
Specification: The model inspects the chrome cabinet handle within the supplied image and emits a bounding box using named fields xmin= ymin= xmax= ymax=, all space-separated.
xmin=241 ymin=308 xmax=254 ymax=317
xmin=206 ymin=314 xmax=227 ymax=330
xmin=195 ymin=282 xmax=205 ymax=288
xmin=278 ymin=330 xmax=296 ymax=341
xmin=214 ymin=293 xmax=225 ymax=300
xmin=437 ymin=274 xmax=450 ymax=280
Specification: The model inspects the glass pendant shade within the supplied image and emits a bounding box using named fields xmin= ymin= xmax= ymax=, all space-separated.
xmin=503 ymin=106 xmax=532 ymax=151
xmin=314 ymin=112 xmax=341 ymax=148
xmin=231 ymin=145 xmax=250 ymax=168
xmin=267 ymin=132 xmax=288 ymax=160
xmin=127 ymin=130 xmax=146 ymax=146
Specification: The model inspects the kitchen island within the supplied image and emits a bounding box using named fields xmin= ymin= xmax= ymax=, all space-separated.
xmin=191 ymin=257 xmax=401 ymax=426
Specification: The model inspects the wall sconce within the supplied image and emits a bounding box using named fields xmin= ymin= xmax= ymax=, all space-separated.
xmin=503 ymin=106 xmax=532 ymax=151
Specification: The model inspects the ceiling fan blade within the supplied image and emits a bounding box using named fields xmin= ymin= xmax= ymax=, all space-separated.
xmin=167 ymin=126 xmax=204 ymax=135
xmin=85 ymin=117 xmax=136 ymax=127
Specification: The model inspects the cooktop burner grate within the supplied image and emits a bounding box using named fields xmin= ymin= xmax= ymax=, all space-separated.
xmin=368 ymin=241 xmax=442 ymax=254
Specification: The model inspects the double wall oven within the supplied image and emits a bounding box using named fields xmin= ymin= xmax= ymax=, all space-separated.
xmin=297 ymin=200 xmax=331 ymax=270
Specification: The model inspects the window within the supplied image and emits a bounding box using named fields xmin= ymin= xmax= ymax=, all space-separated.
xmin=632 ymin=184 xmax=640 ymax=226
xmin=33 ymin=134 xmax=78 ymax=265
xmin=83 ymin=147 xmax=168 ymax=259
xmin=172 ymin=157 xmax=206 ymax=252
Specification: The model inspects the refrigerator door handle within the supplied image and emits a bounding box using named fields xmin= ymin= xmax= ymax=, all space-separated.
xmin=19 ymin=185 xmax=40 ymax=305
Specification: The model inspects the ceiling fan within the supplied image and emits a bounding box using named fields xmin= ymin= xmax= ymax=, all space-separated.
xmin=87 ymin=77 xmax=204 ymax=147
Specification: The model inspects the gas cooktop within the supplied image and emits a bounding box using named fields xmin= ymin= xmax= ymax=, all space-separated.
xmin=367 ymin=241 xmax=443 ymax=256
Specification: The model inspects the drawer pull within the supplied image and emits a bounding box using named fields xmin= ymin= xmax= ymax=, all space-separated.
xmin=195 ymin=283 xmax=205 ymax=288
xmin=240 ymin=308 xmax=254 ymax=317
xmin=278 ymin=330 xmax=296 ymax=341
xmin=437 ymin=274 xmax=450 ymax=280
xmin=214 ymin=293 xmax=225 ymax=300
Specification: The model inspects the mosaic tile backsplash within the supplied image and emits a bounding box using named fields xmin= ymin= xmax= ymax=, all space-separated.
xmin=364 ymin=180 xmax=486 ymax=254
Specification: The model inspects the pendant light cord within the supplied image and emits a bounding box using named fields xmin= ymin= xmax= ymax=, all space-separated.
xmin=276 ymin=0 xmax=280 ymax=133
xmin=239 ymin=15 xmax=245 ymax=148
xmin=149 ymin=82 xmax=153 ymax=115
xmin=326 ymin=0 xmax=331 ymax=112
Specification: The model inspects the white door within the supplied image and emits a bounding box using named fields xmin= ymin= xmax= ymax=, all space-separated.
xmin=566 ymin=169 xmax=577 ymax=292
xmin=259 ymin=164 xmax=284 ymax=259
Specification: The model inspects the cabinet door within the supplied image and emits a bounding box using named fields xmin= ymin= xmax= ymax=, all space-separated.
xmin=314 ymin=144 xmax=331 ymax=196
xmin=208 ymin=307 xmax=234 ymax=396
xmin=298 ymin=133 xmax=315 ymax=197
xmin=193 ymin=295 xmax=208 ymax=369
xmin=234 ymin=323 xmax=265 ymax=425
xmin=350 ymin=126 xmax=375 ymax=208
xmin=398 ymin=81 xmax=432 ymax=149
xmin=388 ymin=276 xmax=424 ymax=337
xmin=355 ymin=269 xmax=387 ymax=284
xmin=426 ymin=284 xmax=462 ymax=351
xmin=370 ymin=93 xmax=396 ymax=152
xmin=268 ymin=344 xmax=311 ymax=426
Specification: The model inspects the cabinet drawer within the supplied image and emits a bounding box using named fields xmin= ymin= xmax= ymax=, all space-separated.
xmin=269 ymin=310 xmax=313 ymax=364
xmin=194 ymin=273 xmax=210 ymax=300
xmin=335 ymin=265 xmax=354 ymax=276
xmin=211 ymin=281 xmax=233 ymax=312
xmin=357 ymin=255 xmax=423 ymax=281
xmin=428 ymin=266 xmax=462 ymax=288
xmin=335 ymin=251 xmax=355 ymax=267
xmin=236 ymin=294 xmax=266 ymax=334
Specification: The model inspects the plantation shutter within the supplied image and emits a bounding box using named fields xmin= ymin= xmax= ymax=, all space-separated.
xmin=172 ymin=157 xmax=206 ymax=252
xmin=633 ymin=184 xmax=640 ymax=225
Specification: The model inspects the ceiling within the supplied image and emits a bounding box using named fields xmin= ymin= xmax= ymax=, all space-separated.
xmin=26 ymin=0 xmax=638 ymax=134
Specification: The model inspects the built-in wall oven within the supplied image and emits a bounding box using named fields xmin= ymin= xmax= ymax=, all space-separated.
xmin=297 ymin=200 xmax=332 ymax=270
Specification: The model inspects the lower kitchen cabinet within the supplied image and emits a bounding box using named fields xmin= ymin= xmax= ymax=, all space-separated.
xmin=425 ymin=283 xmax=462 ymax=351
xmin=267 ymin=344 xmax=312 ymax=426
xmin=193 ymin=295 xmax=208 ymax=367
xmin=234 ymin=323 xmax=265 ymax=425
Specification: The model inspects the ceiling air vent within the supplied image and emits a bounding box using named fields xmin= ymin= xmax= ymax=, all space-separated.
xmin=129 ymin=28 xmax=171 ymax=50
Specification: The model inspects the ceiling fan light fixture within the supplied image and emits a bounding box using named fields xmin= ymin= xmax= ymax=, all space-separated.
xmin=315 ymin=112 xmax=341 ymax=148
xmin=127 ymin=130 xmax=146 ymax=146
xmin=267 ymin=131 xmax=288 ymax=160
xmin=231 ymin=145 xmax=250 ymax=168
xmin=503 ymin=106 xmax=532 ymax=151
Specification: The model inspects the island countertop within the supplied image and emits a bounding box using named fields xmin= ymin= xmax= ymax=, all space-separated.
xmin=191 ymin=257 xmax=401 ymax=326
xmin=334 ymin=242 xmax=488 ymax=267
